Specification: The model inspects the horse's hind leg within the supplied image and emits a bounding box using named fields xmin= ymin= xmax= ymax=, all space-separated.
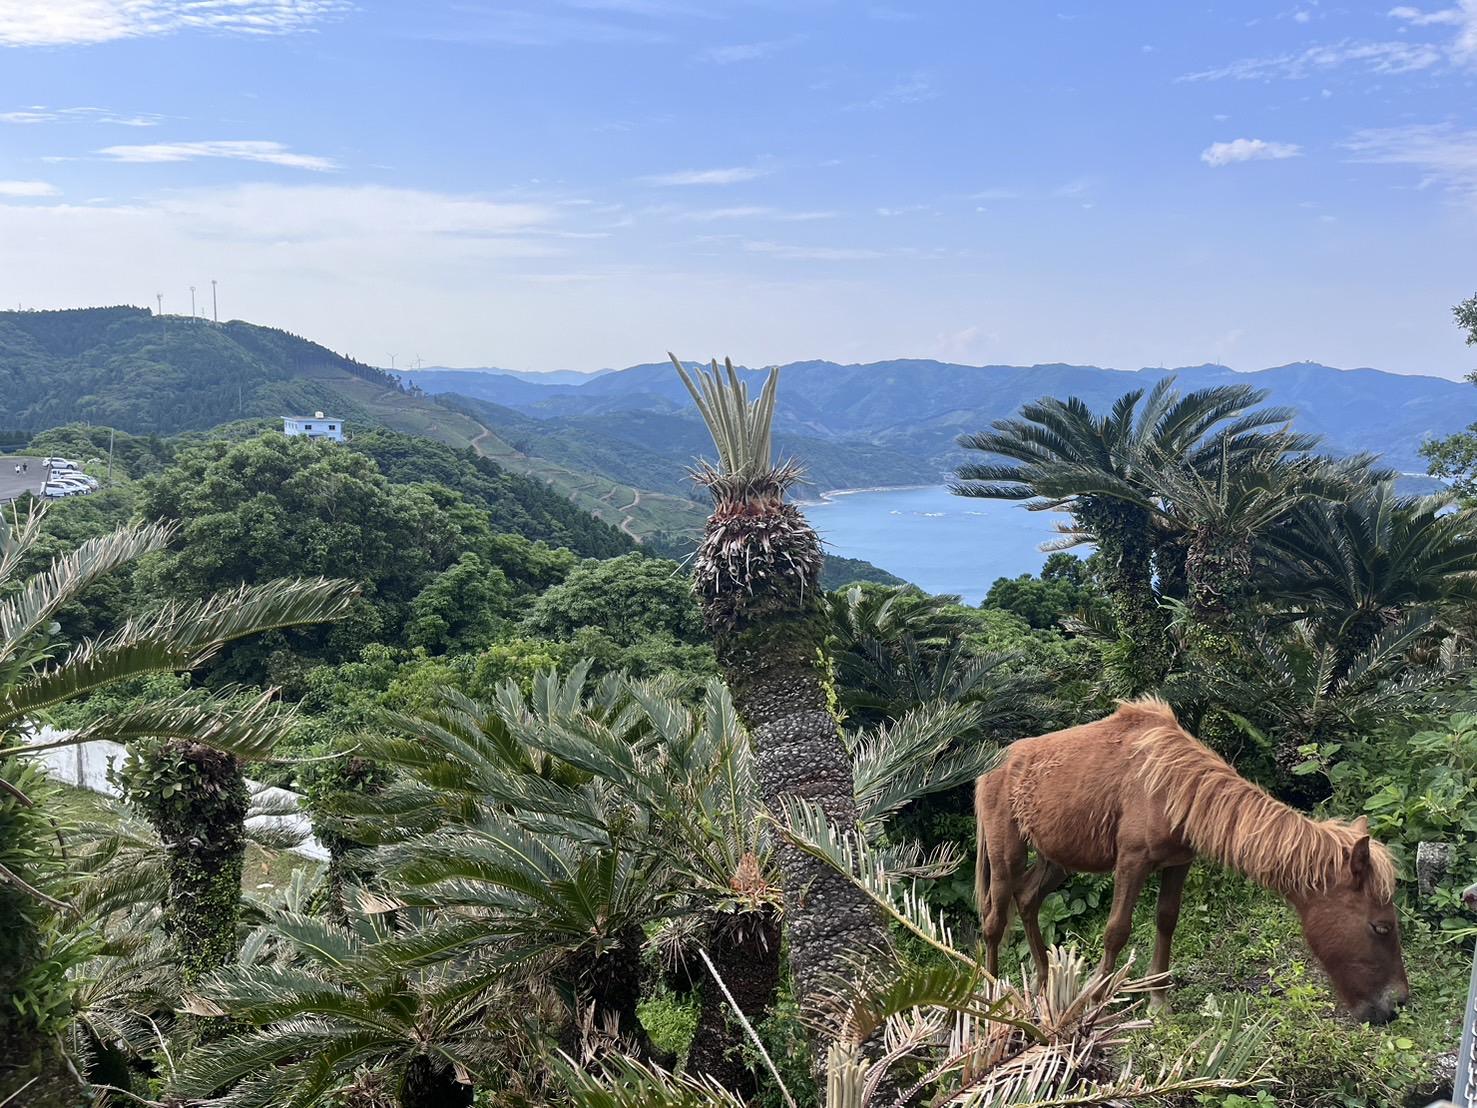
xmin=1016 ymin=860 xmax=1067 ymax=984
xmin=1148 ymin=863 xmax=1190 ymax=1014
xmin=982 ymin=817 xmax=1026 ymax=979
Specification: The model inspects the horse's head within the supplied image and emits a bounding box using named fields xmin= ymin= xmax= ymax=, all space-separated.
xmin=1288 ymin=819 xmax=1409 ymax=1023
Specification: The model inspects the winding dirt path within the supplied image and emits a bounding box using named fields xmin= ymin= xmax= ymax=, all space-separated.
xmin=618 ymin=490 xmax=642 ymax=539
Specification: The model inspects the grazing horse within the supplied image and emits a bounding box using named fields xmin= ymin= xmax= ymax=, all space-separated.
xmin=974 ymin=699 xmax=1410 ymax=1022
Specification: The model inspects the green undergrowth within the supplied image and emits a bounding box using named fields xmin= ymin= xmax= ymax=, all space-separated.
xmin=1078 ymin=868 xmax=1464 ymax=1107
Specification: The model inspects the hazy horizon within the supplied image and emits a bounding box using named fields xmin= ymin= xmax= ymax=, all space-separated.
xmin=4 ymin=2 xmax=1477 ymax=378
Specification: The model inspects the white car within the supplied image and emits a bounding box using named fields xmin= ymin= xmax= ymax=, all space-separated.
xmin=42 ymin=482 xmax=79 ymax=498
xmin=42 ymin=457 xmax=79 ymax=469
xmin=49 ymin=476 xmax=93 ymax=494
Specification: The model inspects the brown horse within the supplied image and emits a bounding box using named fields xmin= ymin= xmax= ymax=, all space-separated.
xmin=974 ymin=699 xmax=1410 ymax=1022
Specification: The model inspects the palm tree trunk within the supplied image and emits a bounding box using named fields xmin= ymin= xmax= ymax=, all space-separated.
xmin=1090 ymin=505 xmax=1169 ymax=696
xmin=715 ymin=613 xmax=890 ymax=1020
xmin=132 ymin=742 xmax=248 ymax=987
xmin=687 ymin=908 xmax=782 ymax=1096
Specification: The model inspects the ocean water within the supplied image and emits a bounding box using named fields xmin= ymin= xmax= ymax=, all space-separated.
xmin=804 ymin=485 xmax=1069 ymax=605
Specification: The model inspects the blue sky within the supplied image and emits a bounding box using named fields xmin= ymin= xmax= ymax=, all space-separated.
xmin=2 ymin=1 xmax=1476 ymax=377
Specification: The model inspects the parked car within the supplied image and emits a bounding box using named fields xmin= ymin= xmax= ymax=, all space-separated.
xmin=42 ymin=456 xmax=79 ymax=469
xmin=42 ymin=482 xmax=78 ymax=498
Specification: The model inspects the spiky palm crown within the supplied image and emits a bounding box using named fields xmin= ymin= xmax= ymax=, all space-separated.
xmin=670 ymin=354 xmax=823 ymax=629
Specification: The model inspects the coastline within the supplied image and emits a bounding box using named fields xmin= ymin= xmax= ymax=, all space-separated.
xmin=795 ymin=482 xmax=940 ymax=508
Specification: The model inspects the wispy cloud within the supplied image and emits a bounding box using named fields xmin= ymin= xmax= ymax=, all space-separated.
xmin=1343 ymin=123 xmax=1477 ymax=198
xmin=971 ymin=187 xmax=1021 ymax=201
xmin=671 ymin=205 xmax=834 ymax=221
xmin=0 ymin=0 xmax=350 ymax=48
xmin=1390 ymin=1 xmax=1477 ymax=64
xmin=97 ymin=140 xmax=337 ymax=170
xmin=639 ymin=166 xmax=768 ymax=186
xmin=743 ymin=240 xmax=885 ymax=261
xmin=850 ymin=73 xmax=938 ymax=110
xmin=1201 ymin=138 xmax=1303 ymax=166
xmin=698 ymin=36 xmax=802 ymax=64
xmin=1181 ymin=39 xmax=1443 ymax=81
xmin=1 ymin=105 xmax=161 ymax=126
xmin=0 ymin=179 xmax=59 ymax=197
xmin=1185 ymin=1 xmax=1477 ymax=80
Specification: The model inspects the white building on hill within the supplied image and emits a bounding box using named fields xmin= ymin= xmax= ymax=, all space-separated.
xmin=282 ymin=412 xmax=344 ymax=442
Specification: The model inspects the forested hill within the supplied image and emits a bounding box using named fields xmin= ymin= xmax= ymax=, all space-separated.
xmin=405 ymin=358 xmax=1477 ymax=474
xmin=0 ymin=306 xmax=473 ymax=441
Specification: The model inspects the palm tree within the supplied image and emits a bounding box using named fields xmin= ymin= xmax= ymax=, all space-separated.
xmin=1265 ymin=483 xmax=1477 ymax=676
xmin=173 ymin=910 xmax=537 ymax=1108
xmin=669 ymin=355 xmax=892 ymax=1030
xmin=0 ymin=502 xmax=356 ymax=1104
xmin=953 ymin=378 xmax=1307 ymax=695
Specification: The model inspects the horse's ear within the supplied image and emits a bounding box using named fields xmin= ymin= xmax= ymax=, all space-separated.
xmin=1350 ymin=815 xmax=1369 ymax=835
xmin=1348 ymin=835 xmax=1373 ymax=889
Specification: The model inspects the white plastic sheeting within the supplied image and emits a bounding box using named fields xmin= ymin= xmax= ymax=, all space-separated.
xmin=28 ymin=725 xmax=328 ymax=862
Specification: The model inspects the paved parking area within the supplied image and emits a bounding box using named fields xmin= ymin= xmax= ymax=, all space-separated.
xmin=0 ymin=456 xmax=47 ymax=503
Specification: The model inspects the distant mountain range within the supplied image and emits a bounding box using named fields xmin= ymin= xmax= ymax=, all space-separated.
xmin=3 ymin=308 xmax=1470 ymax=548
xmin=402 ymin=358 xmax=1476 ymax=476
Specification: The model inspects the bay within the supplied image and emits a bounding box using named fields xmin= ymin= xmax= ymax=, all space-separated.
xmin=804 ymin=485 xmax=1069 ymax=605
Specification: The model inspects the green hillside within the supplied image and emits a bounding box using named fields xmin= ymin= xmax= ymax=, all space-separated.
xmin=0 ymin=307 xmax=705 ymax=540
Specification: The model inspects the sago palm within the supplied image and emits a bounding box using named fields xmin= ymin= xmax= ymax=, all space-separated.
xmin=953 ymin=378 xmax=1306 ymax=695
xmin=0 ymin=502 xmax=357 ymax=1105
xmin=1265 ymin=483 xmax=1477 ymax=676
xmin=670 ymin=354 xmax=892 ymax=1036
xmin=173 ymin=910 xmax=536 ymax=1108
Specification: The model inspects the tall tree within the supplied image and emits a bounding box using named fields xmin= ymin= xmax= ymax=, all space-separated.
xmin=669 ymin=355 xmax=892 ymax=1036
xmin=954 ymin=379 xmax=1303 ymax=695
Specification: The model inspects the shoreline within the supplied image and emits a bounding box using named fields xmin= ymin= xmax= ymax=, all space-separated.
xmin=795 ymin=482 xmax=940 ymax=508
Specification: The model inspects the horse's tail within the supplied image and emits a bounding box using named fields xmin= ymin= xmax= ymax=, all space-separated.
xmin=973 ymin=773 xmax=992 ymax=921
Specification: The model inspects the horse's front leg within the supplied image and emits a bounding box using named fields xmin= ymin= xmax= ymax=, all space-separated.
xmin=1148 ymin=863 xmax=1190 ymax=1014
xmin=1097 ymin=853 xmax=1152 ymax=980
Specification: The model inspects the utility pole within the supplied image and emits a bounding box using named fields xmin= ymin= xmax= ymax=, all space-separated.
xmin=106 ymin=427 xmax=114 ymax=486
xmin=190 ymin=285 xmax=197 ymax=320
xmin=155 ymin=292 xmax=163 ymax=317
xmin=211 ymin=279 xmax=218 ymax=323
xmin=389 ymin=353 xmax=397 ymax=371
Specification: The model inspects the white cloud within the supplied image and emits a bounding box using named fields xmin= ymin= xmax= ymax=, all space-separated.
xmin=1 ymin=105 xmax=160 ymax=126
xmin=0 ymin=0 xmax=350 ymax=48
xmin=698 ymin=37 xmax=801 ymax=64
xmin=1201 ymin=138 xmax=1303 ymax=166
xmin=1389 ymin=4 xmax=1466 ymax=25
xmin=0 ymin=179 xmax=59 ymax=196
xmin=639 ymin=166 xmax=768 ymax=186
xmin=971 ymin=187 xmax=1020 ymax=201
xmin=98 ymin=140 xmax=337 ymax=170
xmin=1389 ymin=0 xmax=1477 ymax=63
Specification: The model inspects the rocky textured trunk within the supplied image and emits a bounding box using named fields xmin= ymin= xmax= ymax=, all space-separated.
xmin=686 ymin=907 xmax=782 ymax=1097
xmin=714 ymin=614 xmax=889 ymax=1020
xmin=561 ymin=925 xmax=664 ymax=1063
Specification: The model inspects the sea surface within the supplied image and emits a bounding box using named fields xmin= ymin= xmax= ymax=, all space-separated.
xmin=804 ymin=485 xmax=1070 ymax=605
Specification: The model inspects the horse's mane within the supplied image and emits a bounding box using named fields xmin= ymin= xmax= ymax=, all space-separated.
xmin=1122 ymin=699 xmax=1396 ymax=901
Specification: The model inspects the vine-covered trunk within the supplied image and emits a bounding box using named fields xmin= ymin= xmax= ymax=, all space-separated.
xmin=400 ymin=1054 xmax=472 ymax=1108
xmin=686 ymin=907 xmax=782 ymax=1096
xmin=1089 ymin=502 xmax=1169 ymax=696
xmin=714 ymin=616 xmax=890 ymax=1020
xmin=145 ymin=743 xmax=249 ymax=986
xmin=1184 ymin=529 xmax=1254 ymax=757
